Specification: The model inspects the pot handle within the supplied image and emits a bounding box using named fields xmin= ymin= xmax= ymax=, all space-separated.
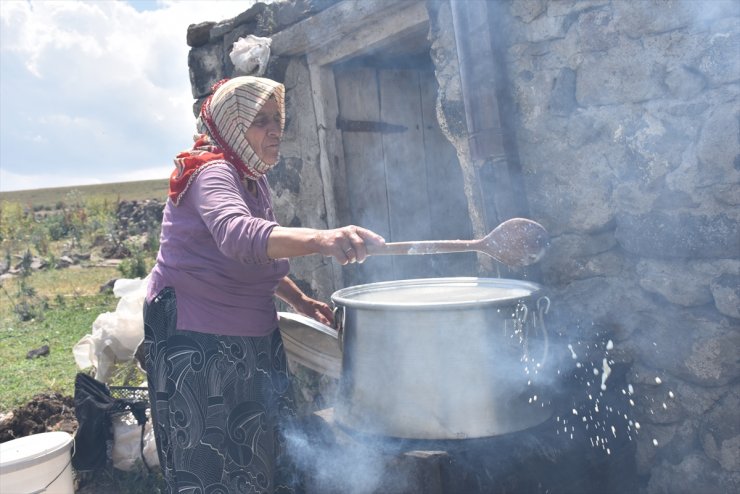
xmin=332 ymin=305 xmax=345 ymax=351
xmin=534 ymin=296 xmax=550 ymax=368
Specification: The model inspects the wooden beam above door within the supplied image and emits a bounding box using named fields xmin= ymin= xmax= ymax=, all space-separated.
xmin=272 ymin=0 xmax=428 ymax=66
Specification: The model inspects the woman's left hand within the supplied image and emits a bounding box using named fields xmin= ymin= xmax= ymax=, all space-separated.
xmin=293 ymin=296 xmax=334 ymax=326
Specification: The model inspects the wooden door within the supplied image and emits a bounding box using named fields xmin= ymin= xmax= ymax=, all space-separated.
xmin=335 ymin=59 xmax=475 ymax=285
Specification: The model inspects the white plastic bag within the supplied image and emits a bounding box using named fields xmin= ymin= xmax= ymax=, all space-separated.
xmin=73 ymin=275 xmax=149 ymax=382
xmin=111 ymin=409 xmax=159 ymax=471
xmin=230 ymin=35 xmax=271 ymax=76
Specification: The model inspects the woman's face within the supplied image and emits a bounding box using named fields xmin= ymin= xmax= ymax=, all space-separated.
xmin=245 ymin=98 xmax=282 ymax=165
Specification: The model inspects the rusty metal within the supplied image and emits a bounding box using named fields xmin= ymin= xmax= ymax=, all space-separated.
xmin=336 ymin=117 xmax=407 ymax=133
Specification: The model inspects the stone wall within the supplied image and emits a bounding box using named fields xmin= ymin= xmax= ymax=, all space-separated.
xmin=187 ymin=0 xmax=739 ymax=491
xmin=453 ymin=1 xmax=738 ymax=492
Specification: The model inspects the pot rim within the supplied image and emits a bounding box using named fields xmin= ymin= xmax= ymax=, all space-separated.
xmin=331 ymin=277 xmax=542 ymax=310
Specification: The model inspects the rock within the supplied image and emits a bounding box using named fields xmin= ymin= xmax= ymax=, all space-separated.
xmin=575 ymin=6 xmax=618 ymax=52
xmin=612 ymin=0 xmax=694 ymax=38
xmin=543 ymin=249 xmax=629 ymax=286
xmin=100 ymin=278 xmax=117 ymax=293
xmin=696 ymin=105 xmax=740 ymax=186
xmin=188 ymin=43 xmax=226 ymax=98
xmin=665 ymin=65 xmax=706 ymax=100
xmin=674 ymin=381 xmax=727 ymax=416
xmin=635 ymin=422 xmax=677 ymax=475
xmin=550 ymin=276 xmax=656 ymax=342
xmin=56 ymin=256 xmax=74 ymax=268
xmin=628 ymin=377 xmax=684 ymax=426
xmin=697 ymin=28 xmax=740 ymax=86
xmin=521 ymin=13 xmax=570 ymax=43
xmin=576 ymin=40 xmax=666 ymax=106
xmin=646 ymin=453 xmax=738 ymax=494
xmin=627 ymin=308 xmax=740 ymax=386
xmin=524 ymin=150 xmax=614 ymax=234
xmin=509 ymin=0 xmax=546 ymax=23
xmin=615 ymin=211 xmax=740 ymax=260
xmin=637 ymin=260 xmax=715 ymax=307
xmin=710 ymin=273 xmax=740 ymax=319
xmin=700 ymin=386 xmax=740 ymax=472
xmin=548 ymin=68 xmax=577 ymax=116
xmin=26 ymin=345 xmax=50 ymax=359
xmin=186 ymin=21 xmax=215 ymax=48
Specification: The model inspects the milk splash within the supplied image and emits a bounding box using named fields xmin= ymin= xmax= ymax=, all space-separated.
xmin=548 ymin=331 xmax=670 ymax=455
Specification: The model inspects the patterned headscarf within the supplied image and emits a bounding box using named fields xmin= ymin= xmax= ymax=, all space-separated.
xmin=168 ymin=77 xmax=285 ymax=205
xmin=200 ymin=76 xmax=285 ymax=179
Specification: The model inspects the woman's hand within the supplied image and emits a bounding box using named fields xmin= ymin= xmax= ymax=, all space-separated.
xmin=315 ymin=225 xmax=386 ymax=265
xmin=276 ymin=277 xmax=334 ymax=326
xmin=267 ymin=225 xmax=385 ymax=263
xmin=292 ymin=296 xmax=334 ymax=326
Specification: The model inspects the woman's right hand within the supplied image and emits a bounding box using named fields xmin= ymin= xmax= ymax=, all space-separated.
xmin=315 ymin=225 xmax=385 ymax=265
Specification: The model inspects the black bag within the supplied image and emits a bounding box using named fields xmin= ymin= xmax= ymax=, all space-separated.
xmin=72 ymin=373 xmax=149 ymax=472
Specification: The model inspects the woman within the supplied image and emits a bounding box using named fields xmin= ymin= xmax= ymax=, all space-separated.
xmin=143 ymin=76 xmax=384 ymax=494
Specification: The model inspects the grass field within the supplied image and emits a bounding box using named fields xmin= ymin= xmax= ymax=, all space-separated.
xmin=0 ymin=265 xmax=124 ymax=411
xmin=0 ymin=179 xmax=167 ymax=411
xmin=0 ymin=179 xmax=169 ymax=209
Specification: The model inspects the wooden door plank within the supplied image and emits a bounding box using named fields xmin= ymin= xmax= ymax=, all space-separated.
xmin=379 ymin=69 xmax=431 ymax=279
xmin=308 ymin=63 xmax=350 ymax=228
xmin=335 ymin=67 xmax=394 ymax=284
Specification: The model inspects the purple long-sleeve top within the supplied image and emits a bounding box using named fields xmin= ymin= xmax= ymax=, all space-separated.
xmin=147 ymin=162 xmax=290 ymax=336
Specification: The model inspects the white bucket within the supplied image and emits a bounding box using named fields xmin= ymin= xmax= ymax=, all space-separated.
xmin=0 ymin=431 xmax=75 ymax=494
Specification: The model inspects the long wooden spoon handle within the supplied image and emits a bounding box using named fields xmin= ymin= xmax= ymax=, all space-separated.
xmin=367 ymin=239 xmax=480 ymax=256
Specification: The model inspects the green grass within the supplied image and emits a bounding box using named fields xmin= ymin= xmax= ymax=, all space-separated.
xmin=0 ymin=274 xmax=117 ymax=411
xmin=0 ymin=179 xmax=169 ymax=210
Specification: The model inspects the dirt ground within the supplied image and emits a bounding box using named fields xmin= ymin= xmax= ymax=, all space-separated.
xmin=0 ymin=392 xmax=77 ymax=442
xmin=1 ymin=394 xmax=161 ymax=493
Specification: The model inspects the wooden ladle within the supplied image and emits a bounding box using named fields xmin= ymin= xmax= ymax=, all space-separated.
xmin=367 ymin=218 xmax=550 ymax=267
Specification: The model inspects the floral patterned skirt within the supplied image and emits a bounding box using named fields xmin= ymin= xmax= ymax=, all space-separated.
xmin=143 ymin=287 xmax=297 ymax=494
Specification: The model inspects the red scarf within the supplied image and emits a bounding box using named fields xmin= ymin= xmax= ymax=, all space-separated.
xmin=168 ymin=135 xmax=251 ymax=206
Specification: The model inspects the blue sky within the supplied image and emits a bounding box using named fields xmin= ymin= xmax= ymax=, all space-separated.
xmin=0 ymin=0 xmax=256 ymax=192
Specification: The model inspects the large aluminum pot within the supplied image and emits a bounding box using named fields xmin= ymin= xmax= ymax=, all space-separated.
xmin=331 ymin=277 xmax=550 ymax=439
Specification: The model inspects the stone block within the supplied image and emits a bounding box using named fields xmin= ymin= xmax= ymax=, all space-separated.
xmin=576 ymin=41 xmax=666 ymax=106
xmin=646 ymin=453 xmax=738 ymax=494
xmin=615 ymin=211 xmax=740 ymax=259
xmin=710 ymin=273 xmax=740 ymax=319
xmin=696 ymin=105 xmax=740 ymax=185
xmin=629 ymin=379 xmax=683 ymax=425
xmin=575 ymin=6 xmax=618 ymax=52
xmin=637 ymin=259 xmax=715 ymax=307
xmin=524 ymin=148 xmax=614 ymax=234
xmin=548 ymin=67 xmax=577 ymax=116
xmin=612 ymin=0 xmax=693 ymax=38
xmin=629 ymin=309 xmax=740 ymax=386
xmin=635 ymin=422 xmax=677 ymax=475
xmin=187 ymin=21 xmax=215 ymax=48
xmin=674 ymin=381 xmax=727 ymax=416
xmin=700 ymin=385 xmax=740 ymax=472
xmin=665 ymin=65 xmax=706 ymax=100
xmin=549 ymin=276 xmax=656 ymax=342
xmin=698 ymin=30 xmax=740 ymax=86
xmin=188 ymin=44 xmax=226 ymax=98
xmin=509 ymin=0 xmax=546 ymax=23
